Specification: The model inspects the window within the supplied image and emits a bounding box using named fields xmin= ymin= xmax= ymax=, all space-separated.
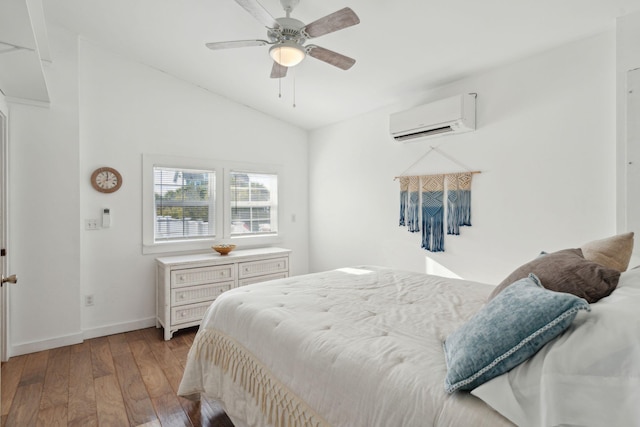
xmin=154 ymin=167 xmax=215 ymax=241
xmin=230 ymin=171 xmax=278 ymax=236
xmin=142 ymin=154 xmax=281 ymax=254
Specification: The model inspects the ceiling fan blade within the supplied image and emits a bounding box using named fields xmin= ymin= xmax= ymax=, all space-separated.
xmin=307 ymin=45 xmax=356 ymax=70
xmin=235 ymin=0 xmax=279 ymax=28
xmin=205 ymin=40 xmax=269 ymax=50
xmin=270 ymin=62 xmax=288 ymax=78
xmin=302 ymin=7 xmax=360 ymax=38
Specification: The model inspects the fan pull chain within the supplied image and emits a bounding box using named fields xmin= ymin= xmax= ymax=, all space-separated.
xmin=278 ymin=48 xmax=283 ymax=98
xmin=292 ymin=70 xmax=296 ymax=108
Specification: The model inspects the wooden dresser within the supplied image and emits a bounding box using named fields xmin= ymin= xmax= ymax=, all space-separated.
xmin=156 ymin=247 xmax=291 ymax=340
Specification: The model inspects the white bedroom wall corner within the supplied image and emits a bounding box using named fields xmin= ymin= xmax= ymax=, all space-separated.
xmin=78 ymin=39 xmax=310 ymax=335
xmin=8 ymin=22 xmax=82 ymax=356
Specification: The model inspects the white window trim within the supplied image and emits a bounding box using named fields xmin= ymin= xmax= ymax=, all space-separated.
xmin=224 ymin=162 xmax=281 ymax=247
xmin=142 ymin=154 xmax=282 ymax=255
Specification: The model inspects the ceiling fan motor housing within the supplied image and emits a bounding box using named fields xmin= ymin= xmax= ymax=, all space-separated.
xmin=269 ymin=17 xmax=307 ymax=45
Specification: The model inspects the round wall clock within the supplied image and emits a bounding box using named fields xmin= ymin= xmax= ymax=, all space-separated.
xmin=91 ymin=167 xmax=122 ymax=193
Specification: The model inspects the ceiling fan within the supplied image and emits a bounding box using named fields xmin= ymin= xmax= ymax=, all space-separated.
xmin=206 ymin=0 xmax=360 ymax=78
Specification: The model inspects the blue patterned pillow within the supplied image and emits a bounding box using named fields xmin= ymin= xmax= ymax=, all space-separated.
xmin=444 ymin=274 xmax=590 ymax=393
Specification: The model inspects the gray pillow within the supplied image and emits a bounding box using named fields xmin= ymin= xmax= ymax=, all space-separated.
xmin=488 ymin=248 xmax=620 ymax=303
xmin=444 ymin=274 xmax=589 ymax=393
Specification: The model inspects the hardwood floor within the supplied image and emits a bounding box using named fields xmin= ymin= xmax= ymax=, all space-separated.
xmin=1 ymin=327 xmax=235 ymax=427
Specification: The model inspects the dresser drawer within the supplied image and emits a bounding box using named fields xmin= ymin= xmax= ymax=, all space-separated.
xmin=238 ymin=272 xmax=289 ymax=287
xmin=171 ymin=264 xmax=234 ymax=288
xmin=171 ymin=281 xmax=233 ymax=306
xmin=157 ymin=247 xmax=291 ymax=340
xmin=239 ymin=257 xmax=288 ymax=279
xmin=172 ymin=301 xmax=212 ymax=326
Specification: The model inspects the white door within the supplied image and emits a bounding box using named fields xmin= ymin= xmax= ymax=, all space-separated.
xmin=0 ymin=109 xmax=14 ymax=362
xmin=627 ymin=68 xmax=640 ymax=255
xmin=0 ymin=109 xmax=4 ymax=411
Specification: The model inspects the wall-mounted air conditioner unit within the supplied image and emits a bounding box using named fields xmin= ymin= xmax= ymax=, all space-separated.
xmin=389 ymin=93 xmax=476 ymax=142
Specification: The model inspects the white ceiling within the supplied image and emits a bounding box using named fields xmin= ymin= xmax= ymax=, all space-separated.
xmin=0 ymin=0 xmax=49 ymax=103
xmin=41 ymin=0 xmax=640 ymax=130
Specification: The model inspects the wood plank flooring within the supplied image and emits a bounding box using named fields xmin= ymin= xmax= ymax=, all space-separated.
xmin=1 ymin=327 xmax=235 ymax=427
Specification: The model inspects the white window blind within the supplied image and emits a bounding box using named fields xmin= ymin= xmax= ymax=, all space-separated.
xmin=154 ymin=167 xmax=216 ymax=241
xmin=230 ymin=171 xmax=278 ymax=236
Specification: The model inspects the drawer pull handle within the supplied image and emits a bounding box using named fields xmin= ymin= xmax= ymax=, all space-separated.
xmin=181 ymin=312 xmax=186 ymax=317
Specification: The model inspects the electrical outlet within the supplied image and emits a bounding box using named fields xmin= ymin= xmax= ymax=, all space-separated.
xmin=84 ymin=295 xmax=95 ymax=306
xmin=85 ymin=219 xmax=99 ymax=230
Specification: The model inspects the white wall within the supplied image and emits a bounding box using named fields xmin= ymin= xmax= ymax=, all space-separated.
xmin=9 ymin=23 xmax=82 ymax=355
xmin=309 ymin=31 xmax=617 ymax=285
xmin=3 ymin=17 xmax=626 ymax=354
xmin=7 ymin=22 xmax=309 ymax=354
xmin=77 ymin=39 xmax=309 ymax=338
xmin=617 ymin=11 xmax=640 ymax=264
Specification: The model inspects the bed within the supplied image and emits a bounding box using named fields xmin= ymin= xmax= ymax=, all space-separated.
xmin=178 ymin=247 xmax=640 ymax=427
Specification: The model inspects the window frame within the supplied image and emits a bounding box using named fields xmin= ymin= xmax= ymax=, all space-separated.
xmin=153 ymin=166 xmax=217 ymax=242
xmin=142 ymin=154 xmax=281 ymax=255
xmin=224 ymin=165 xmax=280 ymax=245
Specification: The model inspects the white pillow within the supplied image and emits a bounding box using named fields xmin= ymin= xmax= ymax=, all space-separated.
xmin=472 ymin=267 xmax=640 ymax=427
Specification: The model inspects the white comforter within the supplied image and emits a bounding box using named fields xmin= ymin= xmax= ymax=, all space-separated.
xmin=178 ymin=266 xmax=512 ymax=427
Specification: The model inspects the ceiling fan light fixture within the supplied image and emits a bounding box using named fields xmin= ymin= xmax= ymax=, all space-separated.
xmin=270 ymin=42 xmax=306 ymax=67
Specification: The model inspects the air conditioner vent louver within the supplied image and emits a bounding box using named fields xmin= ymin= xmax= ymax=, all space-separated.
xmin=392 ymin=126 xmax=455 ymax=142
xmin=389 ymin=94 xmax=476 ymax=142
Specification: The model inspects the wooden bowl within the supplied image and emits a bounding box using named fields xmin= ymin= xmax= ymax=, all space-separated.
xmin=212 ymin=244 xmax=236 ymax=255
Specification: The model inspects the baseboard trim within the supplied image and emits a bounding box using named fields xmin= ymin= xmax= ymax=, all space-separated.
xmin=82 ymin=316 xmax=157 ymax=340
xmin=11 ymin=331 xmax=84 ymax=357
xmin=9 ymin=317 xmax=158 ymax=357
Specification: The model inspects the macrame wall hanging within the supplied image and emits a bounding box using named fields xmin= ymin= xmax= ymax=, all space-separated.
xmin=399 ymin=176 xmax=408 ymax=227
xmin=446 ymin=172 xmax=472 ymax=235
xmin=395 ymin=147 xmax=480 ymax=253
xmin=407 ymin=176 xmax=420 ymax=233
xmin=421 ymin=174 xmax=445 ymax=252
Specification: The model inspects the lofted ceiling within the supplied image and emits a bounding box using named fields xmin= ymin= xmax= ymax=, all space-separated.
xmin=0 ymin=0 xmax=50 ymax=103
xmin=30 ymin=0 xmax=640 ymax=129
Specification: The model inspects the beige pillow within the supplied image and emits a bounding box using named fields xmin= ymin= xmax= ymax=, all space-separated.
xmin=581 ymin=232 xmax=634 ymax=272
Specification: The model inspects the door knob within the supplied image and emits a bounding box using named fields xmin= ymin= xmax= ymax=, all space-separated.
xmin=1 ymin=274 xmax=17 ymax=285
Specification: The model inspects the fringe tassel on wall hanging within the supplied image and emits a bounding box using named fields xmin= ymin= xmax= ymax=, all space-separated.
xmin=458 ymin=172 xmax=473 ymax=226
xmin=421 ymin=175 xmax=445 ymax=252
xmin=446 ymin=172 xmax=473 ymax=235
xmin=445 ymin=174 xmax=461 ymax=235
xmin=407 ymin=176 xmax=420 ymax=232
xmin=399 ymin=177 xmax=409 ymax=226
